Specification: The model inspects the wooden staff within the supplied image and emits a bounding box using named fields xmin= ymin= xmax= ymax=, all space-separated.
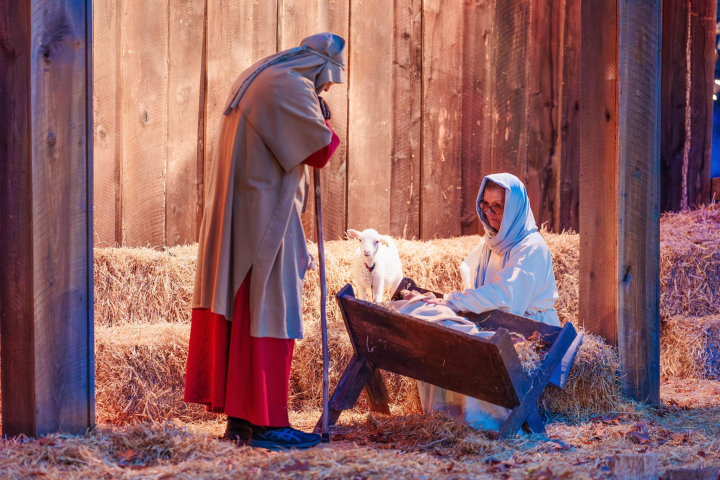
xmin=313 ymin=167 xmax=330 ymax=443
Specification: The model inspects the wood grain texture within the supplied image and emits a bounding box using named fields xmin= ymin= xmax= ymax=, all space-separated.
xmin=0 ymin=0 xmax=94 ymax=436
xmin=558 ymin=0 xmax=580 ymax=233
xmin=166 ymin=0 xmax=205 ymax=246
xmin=347 ymin=0 xmax=394 ymax=236
xmin=32 ymin=0 xmax=94 ymax=435
xmin=340 ymin=295 xmax=522 ymax=408
xmin=461 ymin=0 xmax=494 ymax=236
xmin=617 ymin=0 xmax=661 ymax=405
xmin=318 ymin=0 xmax=349 ymax=241
xmin=660 ymin=0 xmax=715 ymax=212
xmin=526 ymin=0 xmax=561 ymax=231
xmin=579 ymin=0 xmax=619 ymax=343
xmin=92 ymin=0 xmax=122 ymax=246
xmin=421 ymin=0 xmax=463 ymax=239
xmin=390 ymin=0 xmax=422 ymax=239
xmin=121 ymin=0 xmax=168 ymax=247
xmin=281 ymin=0 xmax=319 ymax=241
xmin=612 ymin=454 xmax=660 ymax=480
xmin=204 ymin=0 xmax=276 ymax=203
xmin=492 ymin=0 xmax=531 ymax=182
xmin=0 ymin=0 xmax=36 ymax=437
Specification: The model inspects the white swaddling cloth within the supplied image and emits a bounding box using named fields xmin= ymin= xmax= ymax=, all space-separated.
xmin=388 ymin=291 xmax=514 ymax=432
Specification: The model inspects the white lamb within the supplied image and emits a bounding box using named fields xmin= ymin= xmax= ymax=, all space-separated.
xmin=347 ymin=228 xmax=404 ymax=303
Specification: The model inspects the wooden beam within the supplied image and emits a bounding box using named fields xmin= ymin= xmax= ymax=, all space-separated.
xmin=580 ymin=0 xmax=661 ymax=404
xmin=92 ymin=0 xmax=122 ymax=246
xmin=347 ymin=0 xmax=394 ymax=236
xmin=492 ymin=0 xmax=531 ymax=188
xmin=526 ymin=0 xmax=562 ymax=232
xmin=558 ymin=0 xmax=581 ymax=233
xmin=421 ymin=0 xmax=464 ymax=239
xmin=461 ymin=0 xmax=494 ymax=237
xmin=0 ymin=0 xmax=95 ymax=437
xmin=281 ymin=0 xmax=319 ymax=241
xmin=166 ymin=0 xmax=206 ymax=246
xmin=204 ymin=0 xmax=276 ymax=229
xmin=121 ymin=0 xmax=169 ymax=247
xmin=660 ymin=0 xmax=716 ymax=211
xmin=390 ymin=0 xmax=422 ymax=240
xmin=318 ymin=0 xmax=350 ymax=241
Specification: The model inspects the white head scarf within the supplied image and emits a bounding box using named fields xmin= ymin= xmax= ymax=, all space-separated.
xmin=223 ymin=32 xmax=346 ymax=115
xmin=476 ymin=173 xmax=538 ymax=256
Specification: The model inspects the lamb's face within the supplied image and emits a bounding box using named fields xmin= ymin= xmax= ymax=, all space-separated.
xmin=347 ymin=228 xmax=381 ymax=259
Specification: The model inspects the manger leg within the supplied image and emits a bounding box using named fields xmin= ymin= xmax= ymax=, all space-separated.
xmin=521 ymin=406 xmax=546 ymax=435
xmin=364 ymin=368 xmax=391 ymax=415
xmin=314 ymin=355 xmax=375 ymax=433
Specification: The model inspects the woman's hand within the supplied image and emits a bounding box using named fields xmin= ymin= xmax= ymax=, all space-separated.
xmin=422 ymin=297 xmax=460 ymax=312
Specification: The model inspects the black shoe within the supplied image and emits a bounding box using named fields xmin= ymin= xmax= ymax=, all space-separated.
xmin=249 ymin=426 xmax=321 ymax=450
xmin=224 ymin=416 xmax=252 ymax=443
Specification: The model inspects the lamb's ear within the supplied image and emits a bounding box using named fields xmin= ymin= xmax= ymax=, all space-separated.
xmin=378 ymin=235 xmax=391 ymax=246
xmin=347 ymin=229 xmax=361 ymax=239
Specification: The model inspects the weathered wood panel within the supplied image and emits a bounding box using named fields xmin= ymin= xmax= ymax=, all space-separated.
xmin=421 ymin=0 xmax=464 ymax=239
xmin=166 ymin=0 xmax=206 ymax=246
xmin=461 ymin=0 xmax=494 ymax=237
xmin=347 ymin=0 xmax=394 ymax=236
xmin=92 ymin=0 xmax=122 ymax=246
xmin=579 ymin=0 xmax=619 ymax=343
xmin=526 ymin=0 xmax=561 ymax=231
xmin=282 ymin=0 xmax=320 ymax=241
xmin=318 ymin=0 xmax=350 ymax=241
xmin=492 ymin=0 xmax=531 ymax=183
xmin=558 ymin=0 xmax=580 ymax=233
xmin=0 ymin=0 xmax=94 ymax=437
xmin=121 ymin=0 xmax=168 ymax=247
xmin=617 ymin=0 xmax=661 ymax=405
xmin=204 ymin=0 xmax=276 ymax=200
xmin=0 ymin=0 xmax=36 ymax=437
xmin=661 ymin=0 xmax=716 ymax=211
xmin=390 ymin=0 xmax=422 ymax=239
xmin=580 ymin=0 xmax=661 ymax=404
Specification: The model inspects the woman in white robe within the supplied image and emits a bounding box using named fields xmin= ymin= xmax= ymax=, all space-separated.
xmin=420 ymin=173 xmax=560 ymax=431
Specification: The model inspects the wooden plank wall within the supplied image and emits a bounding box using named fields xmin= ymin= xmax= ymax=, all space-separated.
xmin=92 ymin=0 xmax=642 ymax=246
xmin=660 ymin=0 xmax=716 ymax=211
xmin=1 ymin=0 xmax=95 ymax=437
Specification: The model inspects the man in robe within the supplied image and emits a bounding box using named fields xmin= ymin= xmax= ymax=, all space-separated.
xmin=421 ymin=173 xmax=561 ymax=430
xmin=184 ymin=32 xmax=344 ymax=450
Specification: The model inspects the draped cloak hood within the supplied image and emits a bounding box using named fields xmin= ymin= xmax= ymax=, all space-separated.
xmin=192 ymin=33 xmax=346 ymax=339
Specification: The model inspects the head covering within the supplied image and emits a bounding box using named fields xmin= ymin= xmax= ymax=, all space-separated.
xmin=476 ymin=173 xmax=537 ymax=256
xmin=223 ymin=32 xmax=346 ymax=115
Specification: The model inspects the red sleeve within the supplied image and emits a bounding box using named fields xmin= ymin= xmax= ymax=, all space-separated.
xmin=302 ymin=121 xmax=340 ymax=169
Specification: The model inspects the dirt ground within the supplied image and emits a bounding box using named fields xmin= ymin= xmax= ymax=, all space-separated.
xmin=0 ymin=378 xmax=718 ymax=479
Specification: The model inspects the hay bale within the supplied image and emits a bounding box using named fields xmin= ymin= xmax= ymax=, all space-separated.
xmin=93 ymin=231 xmax=579 ymax=328
xmin=660 ymin=204 xmax=720 ymax=318
xmin=94 ymin=245 xmax=196 ymax=327
xmin=95 ymin=323 xmax=214 ymax=425
xmin=539 ymin=332 xmax=626 ymax=419
xmin=660 ymin=316 xmax=720 ymax=380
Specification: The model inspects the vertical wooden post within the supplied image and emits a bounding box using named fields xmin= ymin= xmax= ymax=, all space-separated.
xmin=0 ymin=0 xmax=95 ymax=436
xmin=660 ymin=0 xmax=716 ymax=212
xmin=580 ymin=0 xmax=661 ymax=404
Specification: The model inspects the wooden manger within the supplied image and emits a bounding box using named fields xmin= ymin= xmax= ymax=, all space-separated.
xmin=316 ymin=278 xmax=578 ymax=438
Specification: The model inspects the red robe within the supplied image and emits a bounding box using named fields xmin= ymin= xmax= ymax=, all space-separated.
xmin=184 ymin=123 xmax=339 ymax=427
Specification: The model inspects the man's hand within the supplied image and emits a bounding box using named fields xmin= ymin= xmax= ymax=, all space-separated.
xmin=422 ymin=297 xmax=460 ymax=312
xmin=307 ymin=254 xmax=317 ymax=271
xmin=318 ymin=96 xmax=331 ymax=120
